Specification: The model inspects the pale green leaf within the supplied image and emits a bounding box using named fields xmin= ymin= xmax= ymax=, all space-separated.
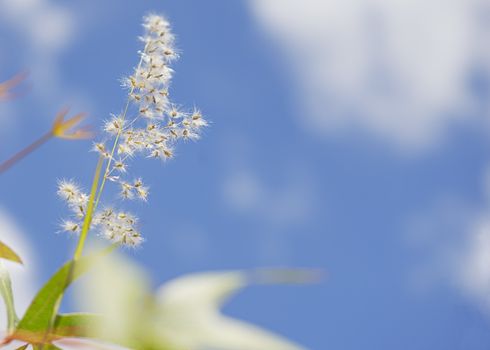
xmin=155 ymin=271 xmax=307 ymax=350
xmin=74 ymin=251 xmax=157 ymax=349
xmin=75 ymin=251 xmax=310 ymax=350
xmin=0 ymin=260 xmax=18 ymax=333
xmin=73 ymin=250 xmax=313 ymax=350
xmin=0 ymin=240 xmax=23 ymax=264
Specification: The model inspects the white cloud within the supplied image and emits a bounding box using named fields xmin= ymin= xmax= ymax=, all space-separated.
xmin=0 ymin=0 xmax=74 ymax=50
xmin=406 ymin=167 xmax=490 ymax=314
xmin=0 ymin=0 xmax=76 ymax=101
xmin=168 ymin=223 xmax=211 ymax=264
xmin=219 ymin=132 xmax=318 ymax=261
xmin=0 ymin=207 xmax=37 ymax=340
xmin=223 ymin=169 xmax=315 ymax=229
xmin=404 ymin=197 xmax=473 ymax=295
xmin=457 ymin=218 xmax=490 ymax=310
xmin=250 ymin=0 xmax=490 ymax=153
xmin=453 ymin=167 xmax=490 ymax=312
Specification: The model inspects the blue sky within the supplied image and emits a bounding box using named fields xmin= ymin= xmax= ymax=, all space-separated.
xmin=2 ymin=0 xmax=490 ymax=349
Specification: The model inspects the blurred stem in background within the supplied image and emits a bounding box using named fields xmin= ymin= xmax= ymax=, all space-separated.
xmin=0 ymin=108 xmax=92 ymax=174
xmin=0 ymin=71 xmax=29 ymax=101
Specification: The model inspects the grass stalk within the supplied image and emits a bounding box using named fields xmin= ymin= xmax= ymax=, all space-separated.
xmin=73 ymin=156 xmax=104 ymax=260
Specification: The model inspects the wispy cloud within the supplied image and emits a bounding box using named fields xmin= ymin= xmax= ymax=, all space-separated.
xmin=0 ymin=208 xmax=37 ymax=334
xmin=405 ymin=167 xmax=490 ymax=313
xmin=222 ymin=164 xmax=317 ymax=262
xmin=452 ymin=168 xmax=490 ymax=312
xmin=223 ymin=169 xmax=315 ymax=229
xmin=250 ymin=0 xmax=490 ymax=153
xmin=0 ymin=0 xmax=76 ymax=99
xmin=457 ymin=218 xmax=490 ymax=310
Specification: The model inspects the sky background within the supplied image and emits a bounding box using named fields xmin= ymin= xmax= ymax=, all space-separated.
xmin=2 ymin=0 xmax=490 ymax=349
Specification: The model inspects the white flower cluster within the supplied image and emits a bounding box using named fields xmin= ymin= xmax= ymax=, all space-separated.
xmin=58 ymin=14 xmax=206 ymax=247
xmin=58 ymin=180 xmax=88 ymax=233
xmin=96 ymin=13 xmax=207 ymax=199
xmin=58 ymin=179 xmax=143 ymax=246
xmin=93 ymin=209 xmax=143 ymax=247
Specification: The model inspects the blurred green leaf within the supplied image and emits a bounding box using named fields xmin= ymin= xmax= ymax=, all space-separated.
xmin=0 ymin=240 xmax=23 ymax=264
xmin=154 ymin=270 xmax=308 ymax=350
xmin=75 ymin=252 xmax=161 ymax=349
xmin=0 ymin=261 xmax=18 ymax=334
xmin=12 ymin=248 xmax=110 ymax=344
xmin=14 ymin=344 xmax=28 ymax=350
xmin=52 ymin=313 xmax=102 ymax=339
xmin=76 ymin=251 xmax=310 ymax=350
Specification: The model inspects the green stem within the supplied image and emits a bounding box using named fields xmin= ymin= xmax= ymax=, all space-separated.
xmin=73 ymin=156 xmax=104 ymax=260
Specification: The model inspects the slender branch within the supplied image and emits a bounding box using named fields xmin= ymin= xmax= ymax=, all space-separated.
xmin=0 ymin=131 xmax=52 ymax=174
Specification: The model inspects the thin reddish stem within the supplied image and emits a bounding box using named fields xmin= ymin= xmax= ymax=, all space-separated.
xmin=0 ymin=131 xmax=53 ymax=174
